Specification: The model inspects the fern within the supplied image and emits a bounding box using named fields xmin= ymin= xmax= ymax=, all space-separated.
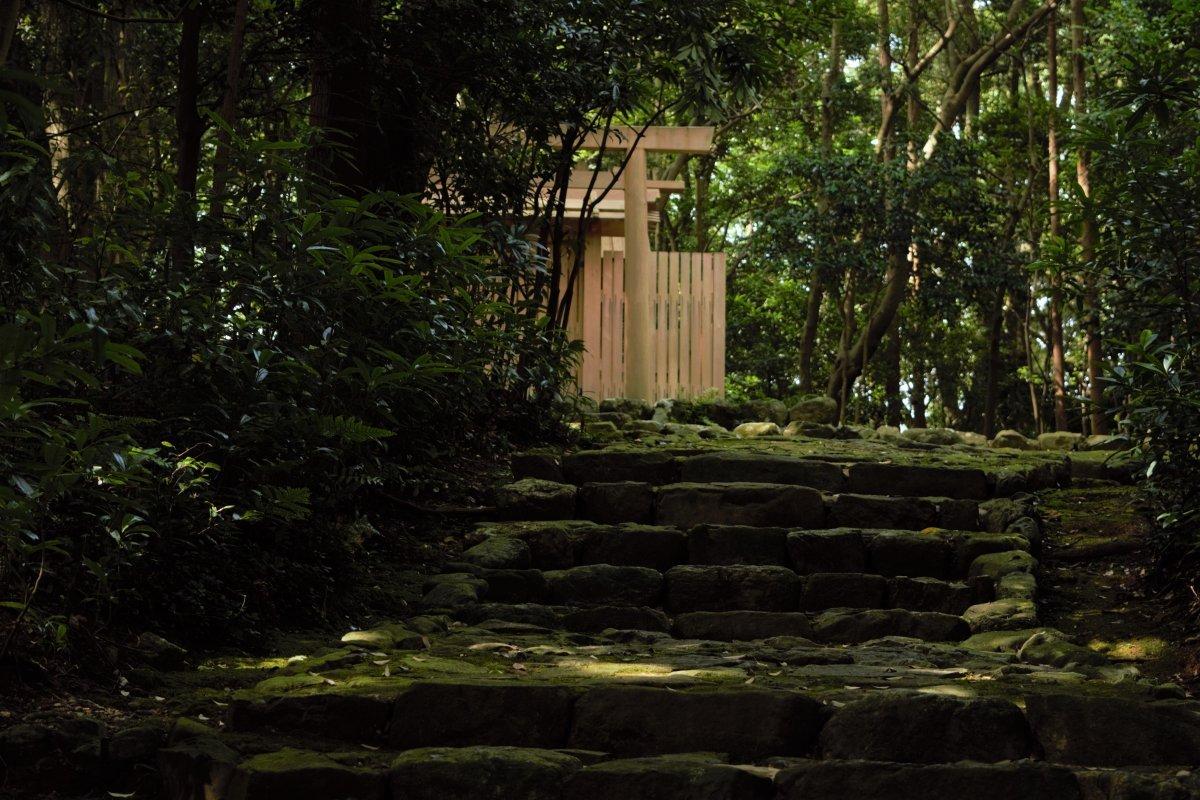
xmin=313 ymin=414 xmax=394 ymax=444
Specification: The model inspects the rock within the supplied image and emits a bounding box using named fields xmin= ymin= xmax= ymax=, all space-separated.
xmin=495 ymin=479 xmax=578 ymax=520
xmin=776 ymin=760 xmax=1082 ymax=800
xmin=109 ymin=723 xmax=166 ymax=765
xmin=687 ymin=524 xmax=791 ymax=566
xmin=1038 ymin=431 xmax=1083 ymax=451
xmin=600 ymin=398 xmax=652 ymax=417
xmin=847 ymin=463 xmax=989 ymax=500
xmin=390 ymin=746 xmax=581 ymax=800
xmin=456 ymin=603 xmax=562 ymax=628
xmin=978 ymin=498 xmax=1028 ymax=532
xmin=664 ymin=564 xmax=802 ymax=612
xmin=476 ymin=520 xmax=599 ymax=569
xmin=903 ymin=427 xmax=965 ymax=446
xmin=828 ymin=494 xmax=939 ymax=531
xmin=936 ymin=499 xmax=981 ymax=530
xmin=596 ymin=411 xmax=632 ymax=427
xmin=573 ymin=524 xmax=687 ymax=569
xmin=562 ymin=450 xmax=680 ymax=485
xmin=875 ymin=425 xmax=905 ymax=442
xmin=734 ymin=422 xmax=782 ymax=438
xmin=961 ymin=432 xmax=989 ymax=447
xmin=783 ymin=421 xmax=839 ymax=439
xmin=651 ymin=399 xmax=674 ymax=424
xmin=788 ymin=395 xmax=838 ymax=424
xmin=1005 ymin=516 xmax=1042 ymax=547
xmin=680 ymin=453 xmax=845 ymax=492
xmin=388 ymin=683 xmax=577 ymax=749
xmin=968 ymin=550 xmax=1037 ymax=580
xmin=341 ymin=623 xmax=423 ymax=649
xmin=953 ymin=533 xmax=1030 ymax=574
xmin=997 ymin=572 xmax=1037 ymax=602
xmin=991 ymin=429 xmax=1037 ymax=450
xmin=787 ymin=530 xmax=867 ymax=573
xmin=511 ymin=449 xmax=563 ymax=482
xmin=811 ymin=609 xmax=969 ymax=643
xmin=481 ymin=569 xmax=548 ymax=603
xmin=461 ymin=535 xmax=532 ymax=569
xmin=963 ymin=598 xmax=1038 ymax=632
xmin=577 ymin=482 xmax=654 ymax=524
xmin=888 ymin=576 xmax=975 ymax=614
xmin=569 ymin=686 xmax=822 ymax=760
xmin=544 ymin=564 xmax=663 ymax=607
xmin=228 ymin=749 xmax=385 ymax=800
xmin=656 ymin=483 xmax=826 ymax=528
xmin=562 ymin=605 xmax=672 ymax=633
xmin=699 ymin=425 xmax=736 ymax=439
xmin=582 ymin=420 xmax=624 ymax=443
xmin=672 ymin=611 xmax=815 ymax=641
xmin=628 ymin=419 xmax=665 ymax=434
xmin=961 ymin=628 xmax=1050 ymax=653
xmin=1081 ymin=434 xmax=1132 ymax=452
xmin=799 ymin=573 xmax=888 ymax=611
xmin=420 ymin=575 xmax=483 ymax=609
xmin=564 ymin=755 xmax=775 ymax=800
xmin=135 ymin=632 xmax=188 ymax=670
xmin=1025 ymin=694 xmax=1200 ymax=766
xmin=158 ymin=736 xmax=240 ymax=800
xmin=662 ymin=422 xmax=709 ymax=437
xmin=739 ymin=399 xmax=789 ymax=427
xmin=867 ymin=531 xmax=953 ymax=579
xmin=229 ymin=694 xmax=393 ymax=742
xmin=820 ymin=693 xmax=1034 ymax=763
xmin=1017 ymin=631 xmax=1106 ymax=668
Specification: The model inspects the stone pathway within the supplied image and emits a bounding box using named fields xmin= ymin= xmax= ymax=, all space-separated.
xmin=7 ymin=433 xmax=1198 ymax=799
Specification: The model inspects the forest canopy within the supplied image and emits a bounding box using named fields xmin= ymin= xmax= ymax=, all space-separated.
xmin=2 ymin=0 xmax=1199 ymax=674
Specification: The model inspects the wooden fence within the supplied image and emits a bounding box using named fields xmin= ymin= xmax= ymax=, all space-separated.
xmin=565 ymin=250 xmax=726 ymax=402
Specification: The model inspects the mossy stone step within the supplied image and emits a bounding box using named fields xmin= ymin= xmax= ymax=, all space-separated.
xmin=776 ymin=760 xmax=1084 ymax=800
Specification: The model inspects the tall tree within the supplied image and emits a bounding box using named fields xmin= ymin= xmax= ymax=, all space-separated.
xmin=1072 ymin=0 xmax=1107 ymax=433
xmin=1046 ymin=1 xmax=1069 ymax=430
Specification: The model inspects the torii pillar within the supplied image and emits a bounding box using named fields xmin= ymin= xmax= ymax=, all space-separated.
xmin=580 ymin=126 xmax=714 ymax=403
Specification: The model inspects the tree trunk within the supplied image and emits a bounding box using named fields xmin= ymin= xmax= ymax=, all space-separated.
xmin=209 ymin=0 xmax=251 ymax=218
xmin=983 ymin=288 xmax=1005 ymax=437
xmin=0 ymin=0 xmax=19 ymax=66
xmin=799 ymin=283 xmax=824 ymax=393
xmin=911 ymin=356 xmax=927 ymax=427
xmin=883 ymin=322 xmax=902 ymax=426
xmin=1046 ymin=4 xmax=1069 ymax=431
xmin=802 ymin=19 xmax=842 ymax=395
xmin=308 ymin=0 xmax=378 ymax=194
xmin=1072 ymin=0 xmax=1107 ymax=434
xmin=170 ymin=6 xmax=203 ymax=275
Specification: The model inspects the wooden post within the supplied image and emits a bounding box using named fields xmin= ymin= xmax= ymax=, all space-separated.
xmin=623 ymin=143 xmax=654 ymax=403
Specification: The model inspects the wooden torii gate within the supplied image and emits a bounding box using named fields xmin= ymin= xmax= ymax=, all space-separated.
xmin=565 ymin=126 xmax=725 ymax=403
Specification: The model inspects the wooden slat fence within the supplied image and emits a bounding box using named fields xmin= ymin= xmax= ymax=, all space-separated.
xmin=568 ymin=251 xmax=725 ymax=402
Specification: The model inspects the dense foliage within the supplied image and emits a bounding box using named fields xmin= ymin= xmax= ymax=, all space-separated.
xmin=0 ymin=0 xmax=785 ymax=673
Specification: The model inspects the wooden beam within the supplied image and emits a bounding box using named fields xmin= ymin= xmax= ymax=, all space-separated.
xmin=568 ymin=169 xmax=685 ymax=192
xmin=576 ymin=126 xmax=714 ymax=154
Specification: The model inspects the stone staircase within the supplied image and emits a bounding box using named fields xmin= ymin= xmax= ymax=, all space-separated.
xmin=158 ymin=441 xmax=1200 ymax=800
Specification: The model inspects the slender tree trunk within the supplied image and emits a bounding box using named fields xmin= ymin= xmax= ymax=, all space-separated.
xmin=0 ymin=0 xmax=19 ymax=66
xmin=983 ymin=288 xmax=1005 ymax=437
xmin=1046 ymin=4 xmax=1069 ymax=431
xmin=883 ymin=322 xmax=902 ymax=426
xmin=802 ymin=19 xmax=843 ymax=394
xmin=911 ymin=357 xmax=927 ymax=427
xmin=170 ymin=6 xmax=203 ymax=276
xmin=209 ymin=0 xmax=251 ymax=218
xmin=1072 ymin=0 xmax=1107 ymax=434
xmin=799 ymin=285 xmax=824 ymax=393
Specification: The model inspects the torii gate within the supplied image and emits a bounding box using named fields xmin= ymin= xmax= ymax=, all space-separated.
xmin=570 ymin=126 xmax=720 ymax=403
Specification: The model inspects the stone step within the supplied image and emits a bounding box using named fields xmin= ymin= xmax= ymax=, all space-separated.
xmin=225 ymin=683 xmax=1200 ymax=770
xmin=553 ymin=450 xmax=998 ymax=500
xmin=453 ymin=562 xmax=987 ymax=615
xmin=454 ymin=602 xmax=972 ymax=643
xmin=497 ymin=476 xmax=991 ymax=530
xmin=161 ymin=739 xmax=1200 ymax=800
xmin=464 ymin=520 xmax=1031 ymax=579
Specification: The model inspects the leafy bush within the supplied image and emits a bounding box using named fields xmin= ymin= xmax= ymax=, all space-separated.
xmin=1 ymin=127 xmax=578 ymax=668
